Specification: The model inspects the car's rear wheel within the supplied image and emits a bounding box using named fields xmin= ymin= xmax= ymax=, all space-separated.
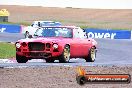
xmin=85 ymin=47 xmax=96 ymax=62
xmin=59 ymin=45 xmax=70 ymax=63
xmin=16 ymin=54 xmax=28 ymax=63
xmin=45 ymin=59 xmax=55 ymax=63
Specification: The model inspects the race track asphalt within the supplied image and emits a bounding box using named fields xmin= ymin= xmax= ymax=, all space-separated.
xmin=0 ymin=33 xmax=132 ymax=67
xmin=0 ymin=33 xmax=25 ymax=42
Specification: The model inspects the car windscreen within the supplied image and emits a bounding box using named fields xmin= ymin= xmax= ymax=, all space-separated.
xmin=41 ymin=22 xmax=61 ymax=26
xmin=35 ymin=27 xmax=73 ymax=38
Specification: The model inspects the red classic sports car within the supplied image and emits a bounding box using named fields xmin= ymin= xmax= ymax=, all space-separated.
xmin=15 ymin=26 xmax=97 ymax=63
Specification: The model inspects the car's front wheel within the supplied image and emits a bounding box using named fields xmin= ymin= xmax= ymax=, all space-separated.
xmin=16 ymin=54 xmax=28 ymax=63
xmin=59 ymin=45 xmax=70 ymax=63
xmin=85 ymin=47 xmax=96 ymax=62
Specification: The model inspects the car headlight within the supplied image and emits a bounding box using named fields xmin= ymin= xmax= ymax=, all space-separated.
xmin=53 ymin=44 xmax=58 ymax=49
xmin=16 ymin=43 xmax=21 ymax=48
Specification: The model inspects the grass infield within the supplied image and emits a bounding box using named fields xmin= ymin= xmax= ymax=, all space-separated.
xmin=0 ymin=22 xmax=131 ymax=30
xmin=0 ymin=42 xmax=16 ymax=59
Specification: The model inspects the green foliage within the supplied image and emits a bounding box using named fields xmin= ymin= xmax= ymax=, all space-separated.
xmin=0 ymin=42 xmax=15 ymax=59
xmin=0 ymin=21 xmax=131 ymax=30
xmin=0 ymin=22 xmax=30 ymax=26
xmin=79 ymin=25 xmax=130 ymax=30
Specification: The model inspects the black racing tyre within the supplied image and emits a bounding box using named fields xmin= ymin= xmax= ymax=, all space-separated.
xmin=45 ymin=59 xmax=55 ymax=63
xmin=76 ymin=76 xmax=87 ymax=85
xmin=16 ymin=54 xmax=28 ymax=63
xmin=85 ymin=47 xmax=96 ymax=62
xmin=59 ymin=45 xmax=70 ymax=63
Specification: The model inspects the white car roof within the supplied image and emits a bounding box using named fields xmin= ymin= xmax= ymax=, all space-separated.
xmin=38 ymin=26 xmax=82 ymax=30
xmin=33 ymin=21 xmax=60 ymax=23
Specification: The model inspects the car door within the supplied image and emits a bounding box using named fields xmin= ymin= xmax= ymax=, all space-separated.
xmin=70 ymin=28 xmax=89 ymax=58
xmin=78 ymin=28 xmax=92 ymax=56
xmin=78 ymin=29 xmax=92 ymax=57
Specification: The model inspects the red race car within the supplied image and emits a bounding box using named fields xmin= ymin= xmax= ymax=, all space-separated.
xmin=15 ymin=26 xmax=97 ymax=63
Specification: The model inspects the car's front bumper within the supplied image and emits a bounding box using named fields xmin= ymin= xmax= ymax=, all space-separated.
xmin=16 ymin=51 xmax=62 ymax=59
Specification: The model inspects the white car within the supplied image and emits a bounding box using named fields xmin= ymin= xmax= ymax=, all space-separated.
xmin=22 ymin=21 xmax=61 ymax=38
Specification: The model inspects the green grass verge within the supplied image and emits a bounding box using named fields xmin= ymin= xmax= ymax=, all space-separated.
xmin=0 ymin=21 xmax=131 ymax=30
xmin=79 ymin=25 xmax=131 ymax=30
xmin=0 ymin=42 xmax=16 ymax=59
xmin=0 ymin=22 xmax=30 ymax=26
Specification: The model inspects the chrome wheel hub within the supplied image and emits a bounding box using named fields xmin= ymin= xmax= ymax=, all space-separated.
xmin=63 ymin=47 xmax=70 ymax=61
xmin=90 ymin=48 xmax=95 ymax=61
